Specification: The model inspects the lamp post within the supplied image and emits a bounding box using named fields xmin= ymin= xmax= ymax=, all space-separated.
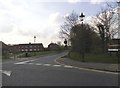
xmin=28 ymin=42 xmax=31 ymax=57
xmin=34 ymin=36 xmax=36 ymax=44
xmin=117 ymin=1 xmax=120 ymax=41
xmin=34 ymin=36 xmax=36 ymax=56
xmin=79 ymin=12 xmax=85 ymax=62
xmin=117 ymin=1 xmax=120 ymax=60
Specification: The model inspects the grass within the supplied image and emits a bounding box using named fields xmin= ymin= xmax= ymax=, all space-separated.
xmin=2 ymin=53 xmax=11 ymax=59
xmin=68 ymin=52 xmax=119 ymax=64
xmin=2 ymin=50 xmax=66 ymax=59
xmin=29 ymin=51 xmax=56 ymax=56
xmin=17 ymin=51 xmax=60 ymax=58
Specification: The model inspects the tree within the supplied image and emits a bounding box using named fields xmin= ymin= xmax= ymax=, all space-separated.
xmin=70 ymin=23 xmax=101 ymax=61
xmin=96 ymin=24 xmax=106 ymax=53
xmin=59 ymin=11 xmax=78 ymax=43
xmin=92 ymin=2 xmax=118 ymax=53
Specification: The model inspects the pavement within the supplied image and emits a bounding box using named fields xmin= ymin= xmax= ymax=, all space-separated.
xmin=56 ymin=57 xmax=120 ymax=72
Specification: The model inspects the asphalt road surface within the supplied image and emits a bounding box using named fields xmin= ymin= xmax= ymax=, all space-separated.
xmin=2 ymin=52 xmax=119 ymax=86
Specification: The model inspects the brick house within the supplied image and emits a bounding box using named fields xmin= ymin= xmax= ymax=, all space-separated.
xmin=48 ymin=43 xmax=60 ymax=50
xmin=9 ymin=43 xmax=44 ymax=53
xmin=0 ymin=41 xmax=9 ymax=54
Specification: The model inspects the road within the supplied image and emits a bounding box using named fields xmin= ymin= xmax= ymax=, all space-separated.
xmin=2 ymin=52 xmax=119 ymax=86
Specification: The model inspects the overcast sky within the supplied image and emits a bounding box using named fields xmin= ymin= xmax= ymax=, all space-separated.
xmin=0 ymin=0 xmax=117 ymax=47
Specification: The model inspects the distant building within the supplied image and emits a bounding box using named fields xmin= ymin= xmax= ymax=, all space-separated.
xmin=9 ymin=43 xmax=44 ymax=53
xmin=0 ymin=41 xmax=9 ymax=54
xmin=0 ymin=41 xmax=10 ymax=59
xmin=48 ymin=43 xmax=60 ymax=50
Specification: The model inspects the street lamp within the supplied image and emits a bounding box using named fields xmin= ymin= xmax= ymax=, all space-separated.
xmin=79 ymin=12 xmax=85 ymax=22
xmin=79 ymin=12 xmax=85 ymax=62
xmin=34 ymin=36 xmax=36 ymax=43
xmin=117 ymin=1 xmax=120 ymax=60
xmin=34 ymin=36 xmax=36 ymax=56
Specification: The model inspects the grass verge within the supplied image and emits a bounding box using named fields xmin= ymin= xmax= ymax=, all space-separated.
xmin=68 ymin=52 xmax=119 ymax=64
xmin=17 ymin=51 xmax=62 ymax=58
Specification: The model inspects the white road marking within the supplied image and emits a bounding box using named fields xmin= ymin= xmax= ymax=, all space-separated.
xmin=43 ymin=64 xmax=51 ymax=66
xmin=53 ymin=65 xmax=61 ymax=67
xmin=14 ymin=61 xmax=30 ymax=65
xmin=28 ymin=63 xmax=34 ymax=65
xmin=14 ymin=59 xmax=38 ymax=65
xmin=0 ymin=70 xmax=12 ymax=76
xmin=30 ymin=60 xmax=36 ymax=62
xmin=73 ymin=66 xmax=119 ymax=75
xmin=64 ymin=65 xmax=74 ymax=68
xmin=36 ymin=63 xmax=42 ymax=65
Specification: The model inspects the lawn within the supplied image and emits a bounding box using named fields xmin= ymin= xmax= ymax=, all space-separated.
xmin=68 ymin=52 xmax=119 ymax=64
xmin=29 ymin=51 xmax=56 ymax=56
xmin=2 ymin=53 xmax=10 ymax=59
xmin=17 ymin=51 xmax=60 ymax=58
xmin=2 ymin=50 xmax=66 ymax=59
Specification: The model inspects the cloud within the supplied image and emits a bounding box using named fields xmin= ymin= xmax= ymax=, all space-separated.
xmin=68 ymin=0 xmax=81 ymax=3
xmin=90 ymin=0 xmax=105 ymax=4
xmin=0 ymin=16 xmax=14 ymax=33
xmin=0 ymin=0 xmax=64 ymax=47
xmin=90 ymin=0 xmax=117 ymax=4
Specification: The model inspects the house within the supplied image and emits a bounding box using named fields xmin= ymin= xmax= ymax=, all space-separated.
xmin=9 ymin=43 xmax=44 ymax=53
xmin=0 ymin=41 xmax=9 ymax=54
xmin=48 ymin=43 xmax=60 ymax=50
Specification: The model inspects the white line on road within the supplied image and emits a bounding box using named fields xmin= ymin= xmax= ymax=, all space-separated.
xmin=43 ymin=64 xmax=51 ymax=66
xmin=36 ymin=63 xmax=42 ymax=65
xmin=73 ymin=66 xmax=119 ymax=75
xmin=14 ymin=59 xmax=38 ymax=65
xmin=64 ymin=65 xmax=74 ymax=68
xmin=28 ymin=63 xmax=34 ymax=65
xmin=53 ymin=65 xmax=61 ymax=67
xmin=0 ymin=70 xmax=12 ymax=76
xmin=14 ymin=61 xmax=30 ymax=65
xmin=30 ymin=60 xmax=36 ymax=62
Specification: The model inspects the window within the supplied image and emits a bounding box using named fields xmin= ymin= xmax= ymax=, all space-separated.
xmin=30 ymin=49 xmax=32 ymax=51
xmin=22 ymin=49 xmax=24 ymax=51
xmin=25 ymin=49 xmax=28 ymax=51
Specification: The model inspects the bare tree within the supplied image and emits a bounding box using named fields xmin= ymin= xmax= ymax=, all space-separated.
xmin=59 ymin=11 xmax=78 ymax=43
xmin=92 ymin=2 xmax=118 ymax=53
